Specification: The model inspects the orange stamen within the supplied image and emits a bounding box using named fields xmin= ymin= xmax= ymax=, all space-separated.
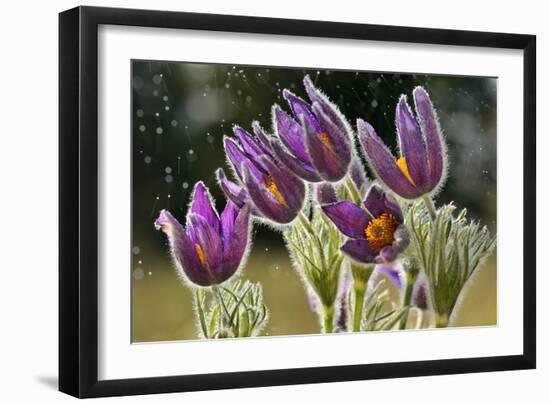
xmin=195 ymin=243 xmax=206 ymax=267
xmin=396 ymin=156 xmax=416 ymax=187
xmin=264 ymin=176 xmax=289 ymax=208
xmin=364 ymin=213 xmax=399 ymax=252
xmin=318 ymin=132 xmax=337 ymax=157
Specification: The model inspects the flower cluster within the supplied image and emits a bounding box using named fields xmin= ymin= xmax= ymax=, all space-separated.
xmin=154 ymin=76 xmax=494 ymax=337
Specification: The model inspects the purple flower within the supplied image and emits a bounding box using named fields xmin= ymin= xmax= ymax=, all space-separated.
xmin=272 ymin=76 xmax=352 ymax=182
xmin=321 ymin=185 xmax=410 ymax=264
xmin=154 ymin=182 xmax=251 ymax=287
xmin=358 ymin=87 xmax=446 ymax=199
xmin=218 ymin=124 xmax=306 ymax=224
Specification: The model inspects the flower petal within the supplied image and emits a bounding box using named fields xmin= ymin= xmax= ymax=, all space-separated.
xmin=221 ymin=201 xmax=251 ymax=275
xmin=260 ymin=156 xmax=306 ymax=213
xmin=341 ymin=239 xmax=377 ymax=263
xmin=190 ymin=181 xmax=220 ymax=231
xmin=315 ymin=182 xmax=338 ymax=204
xmin=363 ymin=184 xmax=403 ymax=222
xmin=154 ymin=210 xmax=210 ymax=286
xmin=242 ymin=161 xmax=296 ymax=223
xmin=188 ymin=213 xmax=224 ymax=276
xmin=396 ymin=95 xmax=430 ymax=190
xmin=370 ymin=264 xmax=403 ymax=290
xmin=321 ymin=201 xmax=371 ymax=238
xmin=283 ymin=89 xmax=323 ymax=133
xmin=273 ymin=105 xmax=311 ymax=164
xmin=357 ymin=119 xmax=420 ymax=199
xmin=413 ymin=86 xmax=446 ymax=190
xmin=303 ymin=75 xmax=349 ymax=134
xmin=312 ymin=102 xmax=352 ymax=164
xmin=251 ymin=121 xmax=274 ymax=155
xmin=216 ymin=168 xmax=249 ymax=208
xmin=223 ymin=136 xmax=264 ymax=182
xmin=271 ymin=138 xmax=322 ymax=182
xmin=233 ymin=126 xmax=264 ymax=159
xmin=303 ymin=115 xmax=348 ymax=182
xmin=350 ymin=157 xmax=368 ymax=193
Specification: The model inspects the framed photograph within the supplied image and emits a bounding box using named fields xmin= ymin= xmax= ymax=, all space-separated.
xmin=59 ymin=6 xmax=536 ymax=398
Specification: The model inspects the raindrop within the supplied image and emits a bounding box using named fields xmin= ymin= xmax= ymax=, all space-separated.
xmin=152 ymin=74 xmax=163 ymax=84
xmin=188 ymin=149 xmax=194 ymax=155
xmin=136 ymin=109 xmax=144 ymax=117
xmin=165 ymin=106 xmax=170 ymax=111
xmin=371 ymin=100 xmax=379 ymax=108
xmin=165 ymin=166 xmax=172 ymax=174
xmin=152 ymin=90 xmax=159 ymax=96
xmin=132 ymin=76 xmax=144 ymax=90
xmin=132 ymin=246 xmax=141 ymax=255
xmin=171 ymin=120 xmax=178 ymax=127
xmin=165 ymin=174 xmax=173 ymax=183
xmin=225 ymin=83 xmax=231 ymax=89
xmin=139 ymin=125 xmax=146 ymax=132
xmin=156 ymin=127 xmax=163 ymax=135
xmin=133 ymin=268 xmax=144 ymax=280
xmin=182 ymin=182 xmax=189 ymax=189
xmin=144 ymin=156 xmax=152 ymax=164
xmin=163 ymin=96 xmax=168 ymax=101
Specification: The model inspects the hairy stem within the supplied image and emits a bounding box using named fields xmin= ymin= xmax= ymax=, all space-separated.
xmin=322 ymin=305 xmax=334 ymax=333
xmin=435 ymin=311 xmax=449 ymax=328
xmin=352 ymin=280 xmax=366 ymax=332
xmin=399 ymin=276 xmax=415 ymax=330
xmin=422 ymin=194 xmax=437 ymax=220
xmin=345 ymin=175 xmax=362 ymax=205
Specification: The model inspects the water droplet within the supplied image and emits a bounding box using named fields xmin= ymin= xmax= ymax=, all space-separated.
xmin=165 ymin=106 xmax=170 ymax=111
xmin=182 ymin=182 xmax=189 ymax=189
xmin=148 ymin=271 xmax=152 ymax=276
xmin=139 ymin=125 xmax=146 ymax=132
xmin=133 ymin=268 xmax=144 ymax=280
xmin=152 ymin=74 xmax=162 ymax=85
xmin=371 ymin=100 xmax=378 ymax=108
xmin=144 ymin=156 xmax=152 ymax=164
xmin=136 ymin=109 xmax=144 ymax=117
xmin=171 ymin=120 xmax=178 ymax=127
xmin=163 ymin=96 xmax=168 ymax=101
xmin=132 ymin=246 xmax=140 ymax=255
xmin=152 ymin=90 xmax=159 ymax=96
xmin=156 ymin=127 xmax=163 ymax=135
xmin=165 ymin=166 xmax=172 ymax=174
xmin=165 ymin=174 xmax=173 ymax=183
xmin=188 ymin=149 xmax=194 ymax=155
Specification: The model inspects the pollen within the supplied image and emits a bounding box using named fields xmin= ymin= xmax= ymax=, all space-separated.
xmin=318 ymin=132 xmax=337 ymax=157
xmin=364 ymin=213 xmax=399 ymax=252
xmin=396 ymin=156 xmax=416 ymax=186
xmin=195 ymin=243 xmax=206 ymax=267
xmin=264 ymin=175 xmax=289 ymax=208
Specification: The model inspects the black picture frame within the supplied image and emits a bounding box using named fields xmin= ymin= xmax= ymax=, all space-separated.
xmin=59 ymin=5 xmax=536 ymax=398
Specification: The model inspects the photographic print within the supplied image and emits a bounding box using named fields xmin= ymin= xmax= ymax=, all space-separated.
xmin=131 ymin=61 xmax=497 ymax=342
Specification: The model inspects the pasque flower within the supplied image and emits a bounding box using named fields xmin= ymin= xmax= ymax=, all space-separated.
xmin=218 ymin=124 xmax=306 ymax=224
xmin=154 ymin=182 xmax=251 ymax=287
xmin=321 ymin=184 xmax=409 ymax=263
xmin=358 ymin=87 xmax=446 ymax=199
xmin=271 ymin=75 xmax=352 ymax=182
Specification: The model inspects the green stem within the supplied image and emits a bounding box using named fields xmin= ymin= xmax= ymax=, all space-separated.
xmin=422 ymin=194 xmax=437 ymax=220
xmin=345 ymin=175 xmax=362 ymax=205
xmin=298 ymin=211 xmax=326 ymax=270
xmin=322 ymin=305 xmax=334 ymax=333
xmin=399 ymin=276 xmax=415 ymax=330
xmin=435 ymin=311 xmax=449 ymax=328
xmin=352 ymin=281 xmax=366 ymax=332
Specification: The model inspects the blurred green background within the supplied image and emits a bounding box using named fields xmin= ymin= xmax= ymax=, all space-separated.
xmin=131 ymin=61 xmax=497 ymax=342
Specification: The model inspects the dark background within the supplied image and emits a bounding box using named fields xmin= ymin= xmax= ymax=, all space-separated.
xmin=131 ymin=61 xmax=497 ymax=342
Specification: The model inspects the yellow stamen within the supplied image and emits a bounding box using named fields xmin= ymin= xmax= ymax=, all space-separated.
xmin=364 ymin=213 xmax=399 ymax=252
xmin=195 ymin=243 xmax=206 ymax=267
xmin=318 ymin=132 xmax=337 ymax=157
xmin=396 ymin=156 xmax=416 ymax=186
xmin=264 ymin=175 xmax=289 ymax=208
